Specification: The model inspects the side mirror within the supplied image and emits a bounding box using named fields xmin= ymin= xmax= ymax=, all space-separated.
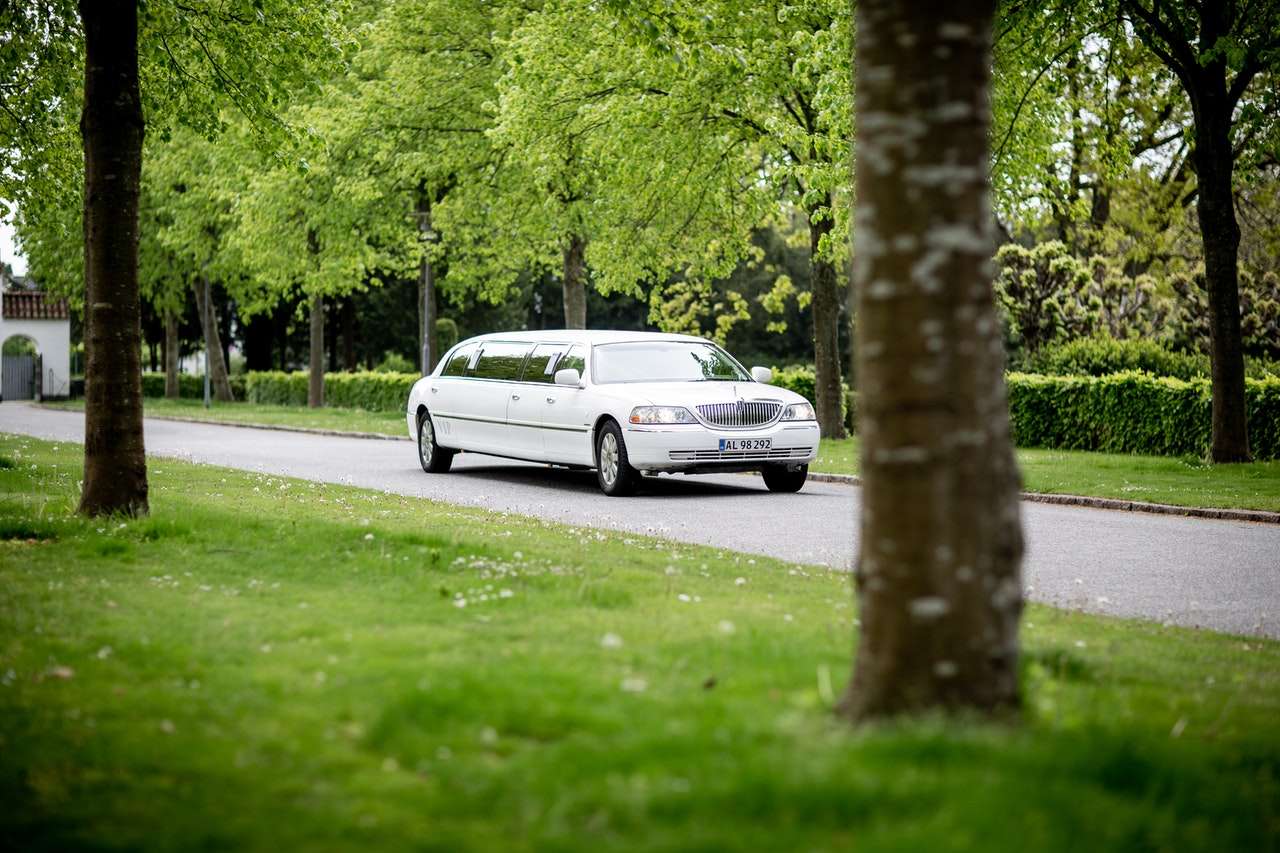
xmin=554 ymin=367 xmax=582 ymax=387
xmin=751 ymin=366 xmax=773 ymax=384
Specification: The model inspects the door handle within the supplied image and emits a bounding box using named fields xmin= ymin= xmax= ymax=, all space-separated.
xmin=430 ymin=387 xmax=439 ymax=394
xmin=546 ymin=396 xmax=555 ymax=404
xmin=511 ymin=393 xmax=520 ymax=401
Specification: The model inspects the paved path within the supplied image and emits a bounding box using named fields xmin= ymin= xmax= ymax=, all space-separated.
xmin=3 ymin=403 xmax=1278 ymax=639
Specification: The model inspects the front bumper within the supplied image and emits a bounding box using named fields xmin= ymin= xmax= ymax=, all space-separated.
xmin=623 ymin=421 xmax=820 ymax=473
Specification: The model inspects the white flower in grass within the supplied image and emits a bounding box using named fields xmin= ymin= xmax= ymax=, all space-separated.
xmin=600 ymin=632 xmax=623 ymax=649
xmin=159 ymin=719 xmax=175 ymax=734
xmin=96 ymin=646 xmax=112 ymax=660
xmin=620 ymin=676 xmax=648 ymax=693
xmin=718 ymin=620 xmax=736 ymax=635
xmin=363 ymin=533 xmax=374 ymax=541
xmin=734 ymin=577 xmax=747 ymax=586
xmin=677 ymin=594 xmax=691 ymax=603
xmin=783 ymin=614 xmax=794 ymax=622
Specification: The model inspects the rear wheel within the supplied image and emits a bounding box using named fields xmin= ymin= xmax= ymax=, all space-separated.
xmin=417 ymin=410 xmax=455 ymax=473
xmin=762 ymin=463 xmax=807 ymax=493
xmin=596 ymin=420 xmax=638 ymax=496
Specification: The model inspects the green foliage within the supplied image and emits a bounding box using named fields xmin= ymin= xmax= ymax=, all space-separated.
xmin=1030 ymin=337 xmax=1280 ymax=381
xmin=246 ymin=370 xmax=417 ymax=411
xmin=1007 ymin=372 xmax=1280 ymax=459
xmin=995 ymin=242 xmax=1102 ymax=355
xmin=140 ymin=373 xmax=245 ymax=400
xmin=373 ymin=352 xmax=416 ymax=374
xmin=1168 ymin=268 xmax=1280 ymax=361
xmin=768 ymin=365 xmax=852 ymax=431
xmin=435 ymin=318 xmax=459 ymax=354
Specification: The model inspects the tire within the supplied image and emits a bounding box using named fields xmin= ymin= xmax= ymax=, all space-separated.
xmin=417 ymin=410 xmax=455 ymax=473
xmin=595 ymin=420 xmax=638 ymax=496
xmin=762 ymin=463 xmax=807 ymax=493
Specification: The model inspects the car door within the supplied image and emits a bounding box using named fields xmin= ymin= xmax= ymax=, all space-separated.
xmin=467 ymin=341 xmax=532 ymax=454
xmin=506 ymin=342 xmax=567 ymax=460
xmin=427 ymin=342 xmax=479 ymax=448
xmin=541 ymin=345 xmax=595 ymax=466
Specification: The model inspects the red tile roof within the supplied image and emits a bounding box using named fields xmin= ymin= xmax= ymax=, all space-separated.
xmin=3 ymin=291 xmax=70 ymax=321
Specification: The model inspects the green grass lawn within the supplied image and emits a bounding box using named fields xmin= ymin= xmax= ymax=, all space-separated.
xmin=1 ymin=434 xmax=1278 ymax=851
xmin=43 ymin=397 xmax=408 ymax=437
xmin=816 ymin=437 xmax=1280 ymax=512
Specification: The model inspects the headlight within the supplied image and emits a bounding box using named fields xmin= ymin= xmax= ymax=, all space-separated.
xmin=629 ymin=406 xmax=697 ymax=424
xmin=781 ymin=402 xmax=816 ymax=421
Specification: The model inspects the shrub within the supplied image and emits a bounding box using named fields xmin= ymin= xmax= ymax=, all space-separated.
xmin=1027 ymin=337 xmax=1280 ymax=380
xmin=141 ymin=372 xmax=245 ymax=400
xmin=373 ymin=351 xmax=415 ymax=374
xmin=436 ymin=318 xmax=459 ymax=354
xmin=769 ymin=364 xmax=852 ymax=430
xmin=246 ymin=371 xmax=418 ymax=412
xmin=1007 ymin=371 xmax=1279 ymax=459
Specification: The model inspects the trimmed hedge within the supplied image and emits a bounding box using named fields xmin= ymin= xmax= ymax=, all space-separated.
xmin=141 ymin=372 xmax=245 ymax=400
xmin=1028 ymin=337 xmax=1280 ymax=380
xmin=246 ymin=370 xmax=418 ymax=412
xmin=770 ymin=365 xmax=855 ymax=433
xmin=1007 ymin=371 xmax=1280 ymax=459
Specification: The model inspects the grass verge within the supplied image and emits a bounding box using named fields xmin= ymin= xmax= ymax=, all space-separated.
xmin=816 ymin=437 xmax=1280 ymax=512
xmin=1 ymin=434 xmax=1278 ymax=850
xmin=43 ymin=398 xmax=406 ymax=437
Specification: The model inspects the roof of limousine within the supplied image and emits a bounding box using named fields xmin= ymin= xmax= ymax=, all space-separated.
xmin=460 ymin=329 xmax=710 ymax=346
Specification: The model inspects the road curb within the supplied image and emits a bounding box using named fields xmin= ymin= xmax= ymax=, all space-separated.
xmin=808 ymin=470 xmax=1280 ymax=525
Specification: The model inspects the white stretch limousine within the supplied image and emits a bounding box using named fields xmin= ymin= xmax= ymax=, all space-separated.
xmin=405 ymin=330 xmax=821 ymax=495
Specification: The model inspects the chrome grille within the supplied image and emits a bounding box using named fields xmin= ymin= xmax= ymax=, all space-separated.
xmin=696 ymin=400 xmax=782 ymax=428
xmin=669 ymin=446 xmax=812 ymax=462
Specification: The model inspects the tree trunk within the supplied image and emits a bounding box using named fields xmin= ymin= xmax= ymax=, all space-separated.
xmin=342 ymin=297 xmax=357 ymax=371
xmin=163 ymin=310 xmax=179 ymax=399
xmin=808 ymin=199 xmax=846 ymax=438
xmin=417 ymin=189 xmax=440 ymax=374
xmin=193 ymin=273 xmax=234 ymax=402
xmin=308 ymin=293 xmax=324 ymax=408
xmin=838 ymin=0 xmax=1024 ymax=721
xmin=1192 ymin=98 xmax=1251 ymax=462
xmin=562 ymin=233 xmax=587 ymax=329
xmin=77 ymin=0 xmax=148 ymax=517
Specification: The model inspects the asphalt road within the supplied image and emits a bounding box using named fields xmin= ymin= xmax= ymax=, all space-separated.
xmin=3 ymin=402 xmax=1278 ymax=639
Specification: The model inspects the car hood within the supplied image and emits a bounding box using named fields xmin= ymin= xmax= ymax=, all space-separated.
xmin=594 ymin=380 xmax=809 ymax=408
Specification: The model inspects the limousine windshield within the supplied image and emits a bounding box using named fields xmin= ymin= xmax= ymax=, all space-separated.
xmin=593 ymin=341 xmax=751 ymax=384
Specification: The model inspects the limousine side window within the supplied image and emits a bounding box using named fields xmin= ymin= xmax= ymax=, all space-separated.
xmin=472 ymin=342 xmax=532 ymax=380
xmin=522 ymin=344 xmax=565 ymax=383
xmin=558 ymin=345 xmax=586 ymax=377
xmin=441 ymin=344 xmax=476 ymax=377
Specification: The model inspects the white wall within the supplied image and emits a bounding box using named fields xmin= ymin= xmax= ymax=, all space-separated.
xmin=1 ymin=318 xmax=72 ymax=398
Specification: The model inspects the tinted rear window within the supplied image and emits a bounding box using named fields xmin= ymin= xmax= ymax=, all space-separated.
xmin=522 ymin=344 xmax=566 ymax=383
xmin=472 ymin=342 xmax=531 ymax=381
xmin=441 ymin=344 xmax=476 ymax=377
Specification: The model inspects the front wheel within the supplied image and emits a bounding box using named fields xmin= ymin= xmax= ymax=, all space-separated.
xmin=762 ymin=463 xmax=807 ymax=493
xmin=596 ymin=420 xmax=638 ymax=496
xmin=417 ymin=411 xmax=455 ymax=473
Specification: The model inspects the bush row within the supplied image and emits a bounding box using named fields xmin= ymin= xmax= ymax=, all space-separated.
xmin=141 ymin=372 xmax=246 ymax=400
xmin=1027 ymin=337 xmax=1280 ymax=381
xmin=245 ymin=371 xmax=419 ymax=412
xmin=1006 ymin=371 xmax=1279 ymax=459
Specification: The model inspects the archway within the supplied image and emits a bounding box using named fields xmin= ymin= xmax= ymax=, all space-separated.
xmin=1 ymin=333 xmax=41 ymax=401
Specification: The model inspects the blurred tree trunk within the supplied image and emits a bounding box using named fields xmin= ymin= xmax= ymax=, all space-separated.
xmin=163 ymin=311 xmax=179 ymax=398
xmin=417 ymin=188 xmax=440 ymax=373
xmin=562 ymin=233 xmax=587 ymax=329
xmin=808 ymin=195 xmax=845 ymax=438
xmin=308 ymin=293 xmax=324 ymax=407
xmin=838 ymin=0 xmax=1024 ymax=721
xmin=77 ymin=0 xmax=148 ymax=516
xmin=193 ymin=274 xmax=234 ymax=402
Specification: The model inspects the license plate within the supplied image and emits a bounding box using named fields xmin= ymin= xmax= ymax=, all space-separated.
xmin=720 ymin=438 xmax=772 ymax=452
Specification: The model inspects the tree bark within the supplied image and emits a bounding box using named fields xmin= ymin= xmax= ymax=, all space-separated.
xmin=1192 ymin=93 xmax=1251 ymax=461
xmin=308 ymin=293 xmax=324 ymax=408
xmin=163 ymin=310 xmax=179 ymax=399
xmin=838 ymin=0 xmax=1024 ymax=721
xmin=417 ymin=189 xmax=439 ymax=373
xmin=808 ymin=198 xmax=846 ymax=438
xmin=562 ymin=233 xmax=587 ymax=329
xmin=193 ymin=273 xmax=234 ymax=402
xmin=77 ymin=0 xmax=148 ymax=516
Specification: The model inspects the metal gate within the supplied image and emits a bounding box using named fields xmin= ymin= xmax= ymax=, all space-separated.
xmin=2 ymin=354 xmax=37 ymax=401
